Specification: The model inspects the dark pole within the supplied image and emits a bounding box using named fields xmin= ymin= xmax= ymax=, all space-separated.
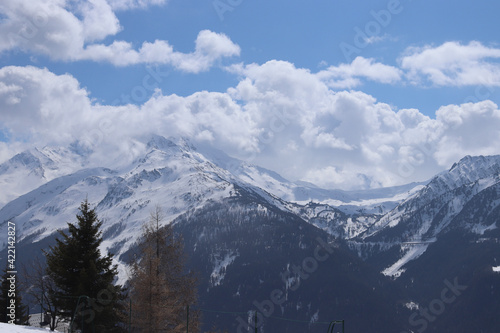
xmin=149 ymin=259 xmax=152 ymax=333
xmin=186 ymin=305 xmax=189 ymax=333
xmin=129 ymin=299 xmax=132 ymax=333
xmin=40 ymin=284 xmax=43 ymax=325
xmin=156 ymin=212 xmax=160 ymax=259
xmin=82 ymin=302 xmax=84 ymax=333
xmin=254 ymin=311 xmax=257 ymax=333
xmin=327 ymin=320 xmax=344 ymax=333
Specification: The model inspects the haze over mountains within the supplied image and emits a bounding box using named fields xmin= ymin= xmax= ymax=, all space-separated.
xmin=0 ymin=135 xmax=499 ymax=332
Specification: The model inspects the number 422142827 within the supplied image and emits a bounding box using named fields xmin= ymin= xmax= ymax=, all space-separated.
xmin=7 ymin=222 xmax=16 ymax=270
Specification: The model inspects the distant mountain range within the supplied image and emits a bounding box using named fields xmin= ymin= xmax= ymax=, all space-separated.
xmin=0 ymin=135 xmax=499 ymax=332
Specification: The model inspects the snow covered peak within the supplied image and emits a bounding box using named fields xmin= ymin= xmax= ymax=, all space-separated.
xmin=146 ymin=134 xmax=197 ymax=153
xmin=365 ymin=156 xmax=500 ymax=250
xmin=0 ymin=149 xmax=45 ymax=176
xmin=0 ymin=147 xmax=86 ymax=208
xmin=426 ymin=155 xmax=500 ymax=196
xmin=448 ymin=155 xmax=500 ymax=181
xmin=146 ymin=134 xmax=179 ymax=151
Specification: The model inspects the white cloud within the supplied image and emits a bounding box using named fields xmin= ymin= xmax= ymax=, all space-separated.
xmin=79 ymin=30 xmax=240 ymax=71
xmin=0 ymin=66 xmax=257 ymax=167
xmin=400 ymin=41 xmax=500 ymax=86
xmin=107 ymin=0 xmax=168 ymax=11
xmin=303 ymin=166 xmax=372 ymax=190
xmin=227 ymin=60 xmax=500 ymax=189
xmin=433 ymin=101 xmax=500 ymax=166
xmin=0 ymin=0 xmax=86 ymax=58
xmin=0 ymin=0 xmax=239 ymax=72
xmin=0 ymin=66 xmax=92 ymax=145
xmin=2 ymin=64 xmax=500 ymax=190
xmin=81 ymin=0 xmax=122 ymax=42
xmin=317 ymin=56 xmax=402 ymax=89
xmin=364 ymin=33 xmax=395 ymax=45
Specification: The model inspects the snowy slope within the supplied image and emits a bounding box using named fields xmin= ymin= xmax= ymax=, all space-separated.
xmin=0 ymin=136 xmax=245 ymax=282
xmin=197 ymin=142 xmax=422 ymax=207
xmin=358 ymin=155 xmax=500 ymax=277
xmin=0 ymin=323 xmax=50 ymax=333
xmin=0 ymin=147 xmax=86 ymax=209
xmin=366 ymin=155 xmax=500 ymax=239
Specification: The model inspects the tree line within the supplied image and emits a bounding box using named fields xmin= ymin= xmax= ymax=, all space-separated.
xmin=0 ymin=199 xmax=216 ymax=332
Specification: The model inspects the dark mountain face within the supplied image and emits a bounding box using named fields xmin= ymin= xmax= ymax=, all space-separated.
xmin=392 ymin=183 xmax=500 ymax=333
xmin=396 ymin=230 xmax=500 ymax=333
xmin=173 ymin=188 xmax=411 ymax=332
xmin=345 ymin=156 xmax=500 ymax=333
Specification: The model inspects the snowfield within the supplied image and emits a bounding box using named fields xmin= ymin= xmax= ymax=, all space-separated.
xmin=0 ymin=323 xmax=53 ymax=333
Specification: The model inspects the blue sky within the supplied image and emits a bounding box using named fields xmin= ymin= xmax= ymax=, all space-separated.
xmin=1 ymin=0 xmax=500 ymax=190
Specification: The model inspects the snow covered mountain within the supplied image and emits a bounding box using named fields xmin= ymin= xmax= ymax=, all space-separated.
xmin=0 ymin=135 xmax=415 ymax=264
xmin=0 ymin=146 xmax=86 ymax=208
xmin=0 ymin=136 xmax=499 ymax=331
xmin=348 ymin=155 xmax=500 ymax=278
xmin=1 ymin=136 xmax=498 ymax=278
xmin=0 ymin=136 xmax=240 ymax=277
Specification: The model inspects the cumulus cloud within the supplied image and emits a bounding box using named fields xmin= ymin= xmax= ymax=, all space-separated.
xmin=400 ymin=41 xmax=500 ymax=86
xmin=2 ymin=1 xmax=499 ymax=191
xmin=0 ymin=0 xmax=239 ymax=72
xmin=225 ymin=60 xmax=500 ymax=189
xmin=433 ymin=101 xmax=500 ymax=165
xmin=0 ymin=65 xmax=257 ymax=167
xmin=303 ymin=166 xmax=373 ymax=191
xmin=317 ymin=56 xmax=402 ymax=88
xmin=2 ymin=63 xmax=500 ymax=190
xmin=107 ymin=0 xmax=168 ymax=11
xmin=79 ymin=30 xmax=240 ymax=71
xmin=0 ymin=66 xmax=92 ymax=144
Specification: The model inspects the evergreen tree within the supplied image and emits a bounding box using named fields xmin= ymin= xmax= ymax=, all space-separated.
xmin=130 ymin=206 xmax=199 ymax=332
xmin=0 ymin=267 xmax=28 ymax=325
xmin=45 ymin=199 xmax=126 ymax=332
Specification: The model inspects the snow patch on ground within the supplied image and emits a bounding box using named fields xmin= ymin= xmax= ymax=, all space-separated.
xmin=405 ymin=302 xmax=419 ymax=310
xmin=382 ymin=244 xmax=429 ymax=278
xmin=472 ymin=223 xmax=498 ymax=235
xmin=210 ymin=251 xmax=239 ymax=287
xmin=0 ymin=322 xmax=52 ymax=332
xmin=310 ymin=309 xmax=319 ymax=324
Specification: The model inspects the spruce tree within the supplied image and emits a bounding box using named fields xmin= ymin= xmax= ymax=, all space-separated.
xmin=45 ymin=199 xmax=126 ymax=332
xmin=0 ymin=267 xmax=28 ymax=325
xmin=130 ymin=206 xmax=199 ymax=332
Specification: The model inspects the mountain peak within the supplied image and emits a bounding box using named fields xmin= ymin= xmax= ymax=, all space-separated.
xmin=146 ymin=134 xmax=178 ymax=150
xmin=146 ymin=135 xmax=196 ymax=153
xmin=0 ymin=149 xmax=45 ymax=175
xmin=446 ymin=154 xmax=500 ymax=182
